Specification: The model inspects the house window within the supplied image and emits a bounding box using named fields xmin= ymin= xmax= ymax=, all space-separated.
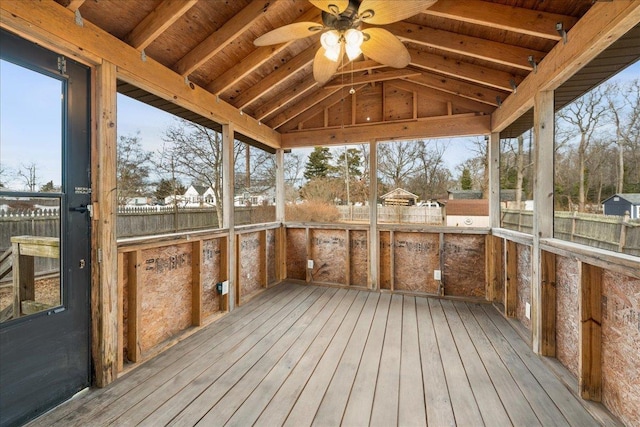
xmin=614 ymin=196 xmax=620 ymax=201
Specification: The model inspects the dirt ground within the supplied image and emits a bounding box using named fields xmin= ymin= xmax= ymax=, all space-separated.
xmin=0 ymin=276 xmax=61 ymax=317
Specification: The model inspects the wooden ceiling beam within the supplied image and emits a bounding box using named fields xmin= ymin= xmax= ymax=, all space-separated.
xmin=324 ymin=70 xmax=421 ymax=89
xmin=335 ymin=59 xmax=386 ymax=75
xmin=174 ymin=0 xmax=274 ymax=77
xmin=270 ymin=85 xmax=365 ymax=130
xmin=280 ymin=114 xmax=491 ymax=147
xmin=66 ymin=0 xmax=85 ymax=12
xmin=386 ymin=80 xmax=494 ymax=114
xmin=492 ymin=0 xmax=640 ymax=132
xmin=0 ymin=0 xmax=281 ymax=147
xmin=407 ymin=72 xmax=509 ymax=106
xmin=387 ymin=21 xmax=546 ymax=71
xmin=125 ymin=0 xmax=197 ymax=50
xmin=253 ymin=75 xmax=318 ymax=121
xmin=423 ymin=0 xmax=577 ymax=41
xmin=409 ymin=48 xmax=522 ymax=92
xmin=206 ymin=8 xmax=321 ymax=95
xmin=233 ymin=43 xmax=318 ymax=109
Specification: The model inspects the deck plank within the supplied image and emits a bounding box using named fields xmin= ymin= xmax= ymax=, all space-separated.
xmin=480 ymin=304 xmax=602 ymax=427
xmin=311 ymin=292 xmax=380 ymax=426
xmin=399 ymin=296 xmax=427 ymax=427
xmin=440 ymin=300 xmax=513 ymax=426
xmin=138 ymin=286 xmax=333 ymax=426
xmin=370 ymin=293 xmax=404 ymax=427
xmin=192 ymin=287 xmax=347 ymax=426
xmin=27 ymin=283 xmax=611 ymax=427
xmin=428 ymin=298 xmax=484 ymax=425
xmin=469 ymin=303 xmax=571 ymax=426
xmin=42 ymin=283 xmax=298 ymax=426
xmin=415 ymin=296 xmax=456 ymax=427
xmin=251 ymin=288 xmax=359 ymax=426
xmin=282 ymin=291 xmax=369 ymax=426
xmin=453 ymin=301 xmax=540 ymax=426
xmin=341 ymin=293 xmax=391 ymax=426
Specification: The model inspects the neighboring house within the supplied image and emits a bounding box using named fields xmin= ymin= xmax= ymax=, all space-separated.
xmin=381 ymin=188 xmax=419 ymax=206
xmin=444 ymin=199 xmax=489 ymax=227
xmin=164 ymin=185 xmax=216 ymax=207
xmin=602 ymin=193 xmax=640 ymax=219
xmin=234 ymin=188 xmax=275 ymax=206
xmin=447 ymin=190 xmax=483 ymax=200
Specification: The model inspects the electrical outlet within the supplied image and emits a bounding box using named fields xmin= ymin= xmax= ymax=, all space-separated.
xmin=526 ymin=302 xmax=531 ymax=319
xmin=307 ymin=259 xmax=314 ymax=269
xmin=434 ymin=269 xmax=441 ymax=280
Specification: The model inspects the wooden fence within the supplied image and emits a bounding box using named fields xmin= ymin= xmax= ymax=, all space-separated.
xmin=501 ymin=209 xmax=640 ymax=256
xmin=337 ymin=205 xmax=443 ymax=224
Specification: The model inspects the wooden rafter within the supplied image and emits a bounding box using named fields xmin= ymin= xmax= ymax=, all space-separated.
xmin=253 ymin=74 xmax=319 ymax=121
xmin=280 ymin=114 xmax=491 ymax=147
xmin=387 ymin=21 xmax=545 ymax=71
xmin=66 ymin=0 xmax=85 ymax=12
xmin=422 ymin=0 xmax=578 ymax=41
xmin=271 ymin=85 xmax=363 ymax=130
xmin=233 ymin=43 xmax=318 ymax=109
xmin=323 ymin=70 xmax=421 ymax=89
xmin=409 ymin=48 xmax=522 ymax=92
xmin=206 ymin=8 xmax=321 ymax=95
xmin=125 ymin=0 xmax=197 ymax=50
xmin=407 ymin=72 xmax=508 ymax=106
xmin=386 ymin=80 xmax=495 ymax=115
xmin=174 ymin=0 xmax=274 ymax=77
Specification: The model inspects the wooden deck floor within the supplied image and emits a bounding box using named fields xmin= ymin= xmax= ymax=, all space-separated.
xmin=30 ymin=282 xmax=610 ymax=426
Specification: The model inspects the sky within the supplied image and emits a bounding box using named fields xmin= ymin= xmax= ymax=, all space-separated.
xmin=1 ymin=58 xmax=639 ymax=192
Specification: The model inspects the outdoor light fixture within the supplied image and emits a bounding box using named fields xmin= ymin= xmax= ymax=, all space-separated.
xmin=320 ymin=28 xmax=365 ymax=62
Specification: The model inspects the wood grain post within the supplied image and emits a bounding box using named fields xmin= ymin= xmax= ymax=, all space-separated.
xmin=126 ymin=250 xmax=141 ymax=363
xmin=91 ymin=60 xmax=118 ymax=387
xmin=222 ymin=123 xmax=235 ymax=311
xmin=219 ymin=237 xmax=228 ymax=312
xmin=116 ymin=252 xmax=125 ymax=372
xmin=488 ymin=132 xmax=501 ymax=229
xmin=540 ymin=250 xmax=556 ymax=357
xmin=532 ymin=89 xmax=554 ymax=354
xmin=368 ymin=140 xmax=378 ymax=290
xmin=579 ymin=262 xmax=602 ymax=401
xmin=191 ymin=240 xmax=203 ymax=326
xmin=505 ymin=240 xmax=518 ymax=317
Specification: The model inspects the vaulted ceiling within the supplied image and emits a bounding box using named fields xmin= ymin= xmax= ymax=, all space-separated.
xmin=57 ymin=0 xmax=596 ymax=146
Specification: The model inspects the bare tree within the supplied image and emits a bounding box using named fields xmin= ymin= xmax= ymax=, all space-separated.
xmin=117 ymin=133 xmax=152 ymax=205
xmin=557 ymin=86 xmax=609 ymax=212
xmin=17 ymin=162 xmax=39 ymax=192
xmin=377 ymin=140 xmax=421 ymax=189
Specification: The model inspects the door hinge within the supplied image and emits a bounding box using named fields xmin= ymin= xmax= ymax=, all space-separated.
xmin=57 ymin=56 xmax=67 ymax=75
xmin=97 ymin=248 xmax=102 ymax=264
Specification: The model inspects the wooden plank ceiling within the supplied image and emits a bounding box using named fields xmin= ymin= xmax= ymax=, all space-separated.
xmin=58 ymin=0 xmax=595 ymax=144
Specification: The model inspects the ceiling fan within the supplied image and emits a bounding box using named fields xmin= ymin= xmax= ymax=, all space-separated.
xmin=254 ymin=0 xmax=437 ymax=85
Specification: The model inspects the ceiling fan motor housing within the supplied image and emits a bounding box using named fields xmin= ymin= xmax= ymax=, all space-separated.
xmin=322 ymin=0 xmax=361 ymax=30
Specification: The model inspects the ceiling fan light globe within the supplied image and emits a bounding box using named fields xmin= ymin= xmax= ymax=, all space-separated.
xmin=345 ymin=44 xmax=362 ymax=60
xmin=324 ymin=44 xmax=342 ymax=62
xmin=344 ymin=28 xmax=363 ymax=48
xmin=320 ymin=30 xmax=341 ymax=50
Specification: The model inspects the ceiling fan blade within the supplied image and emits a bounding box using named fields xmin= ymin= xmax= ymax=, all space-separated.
xmin=254 ymin=22 xmax=323 ymax=46
xmin=313 ymin=46 xmax=342 ymax=85
xmin=309 ymin=0 xmax=349 ymax=15
xmin=358 ymin=0 xmax=437 ymax=25
xmin=361 ymin=28 xmax=411 ymax=68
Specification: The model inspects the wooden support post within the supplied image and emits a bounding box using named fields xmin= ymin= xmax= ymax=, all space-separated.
xmin=191 ymin=239 xmax=202 ymax=326
xmin=488 ymin=236 xmax=504 ymax=304
xmin=277 ymin=225 xmax=287 ymax=281
xmin=127 ymin=250 xmax=141 ymax=363
xmin=505 ymin=240 xmax=518 ymax=317
xmin=219 ymin=236 xmax=228 ymax=312
xmin=91 ymin=60 xmax=118 ymax=387
xmin=368 ymin=140 xmax=378 ymax=290
xmin=488 ymin=132 xmax=500 ymax=228
xmin=305 ymin=227 xmax=312 ymax=283
xmin=275 ymin=149 xmax=285 ymax=224
xmin=12 ymin=243 xmax=34 ymax=317
xmin=222 ymin=123 xmax=235 ymax=311
xmin=438 ymin=232 xmax=445 ymax=296
xmin=580 ymin=263 xmax=602 ymax=401
xmin=485 ymin=235 xmax=494 ymax=302
xmin=260 ymin=230 xmax=268 ymax=288
xmin=116 ymin=252 xmax=125 ymax=372
xmin=235 ymin=234 xmax=241 ymax=306
xmin=540 ymin=250 xmax=556 ymax=357
xmin=532 ymin=89 xmax=555 ymax=354
xmin=389 ymin=230 xmax=395 ymax=292
xmin=345 ymin=229 xmax=351 ymax=286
